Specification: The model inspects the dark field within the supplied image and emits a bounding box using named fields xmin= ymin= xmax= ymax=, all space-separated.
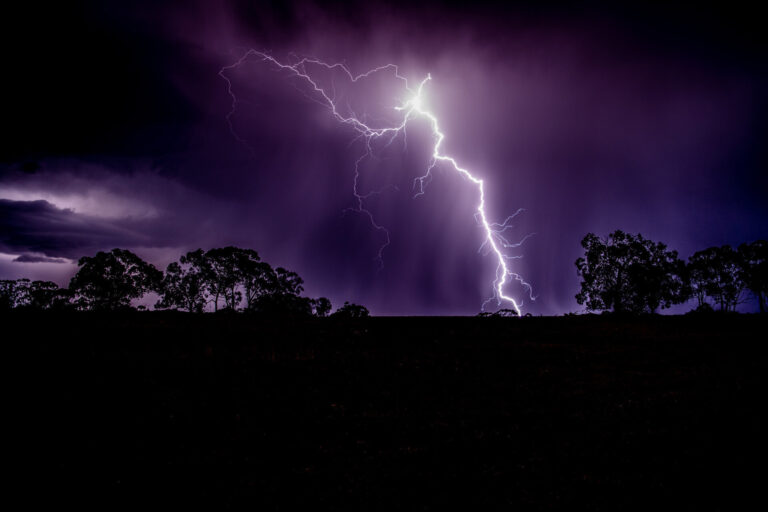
xmin=8 ymin=312 xmax=768 ymax=509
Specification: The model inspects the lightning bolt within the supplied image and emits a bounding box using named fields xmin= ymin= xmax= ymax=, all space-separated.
xmin=219 ymin=51 xmax=535 ymax=315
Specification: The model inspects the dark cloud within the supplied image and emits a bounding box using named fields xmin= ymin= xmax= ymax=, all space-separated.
xmin=0 ymin=161 xmax=289 ymax=278
xmin=12 ymin=254 xmax=69 ymax=264
xmin=20 ymin=162 xmax=41 ymax=174
xmin=0 ymin=199 xmax=152 ymax=259
xmin=0 ymin=160 xmax=254 ymax=260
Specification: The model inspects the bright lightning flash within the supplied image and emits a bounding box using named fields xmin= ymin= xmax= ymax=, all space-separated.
xmin=220 ymin=51 xmax=535 ymax=315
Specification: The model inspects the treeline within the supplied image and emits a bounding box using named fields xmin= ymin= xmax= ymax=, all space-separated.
xmin=3 ymin=235 xmax=765 ymax=316
xmin=0 ymin=247 xmax=369 ymax=318
xmin=576 ymin=231 xmax=767 ymax=314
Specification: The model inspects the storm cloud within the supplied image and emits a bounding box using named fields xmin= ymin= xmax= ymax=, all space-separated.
xmin=12 ymin=254 xmax=69 ymax=264
xmin=2 ymin=1 xmax=766 ymax=314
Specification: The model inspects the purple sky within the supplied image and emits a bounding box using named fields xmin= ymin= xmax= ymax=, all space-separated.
xmin=2 ymin=1 xmax=766 ymax=314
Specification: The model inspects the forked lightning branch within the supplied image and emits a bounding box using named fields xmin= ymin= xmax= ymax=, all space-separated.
xmin=220 ymin=51 xmax=534 ymax=315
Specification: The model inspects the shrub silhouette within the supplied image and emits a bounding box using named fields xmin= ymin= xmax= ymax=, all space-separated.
xmin=331 ymin=302 xmax=370 ymax=318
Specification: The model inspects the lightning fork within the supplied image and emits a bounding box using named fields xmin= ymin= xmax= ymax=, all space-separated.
xmin=220 ymin=51 xmax=534 ymax=314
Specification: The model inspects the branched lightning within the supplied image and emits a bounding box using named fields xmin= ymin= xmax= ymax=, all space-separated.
xmin=219 ymin=51 xmax=535 ymax=315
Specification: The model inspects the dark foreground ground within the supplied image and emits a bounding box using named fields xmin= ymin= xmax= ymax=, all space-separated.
xmin=7 ymin=312 xmax=768 ymax=509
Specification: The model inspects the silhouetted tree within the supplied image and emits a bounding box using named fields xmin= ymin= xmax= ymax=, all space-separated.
xmin=248 ymin=263 xmax=312 ymax=315
xmin=15 ymin=278 xmax=33 ymax=307
xmin=155 ymin=251 xmax=209 ymax=313
xmin=270 ymin=267 xmax=305 ymax=296
xmin=331 ymin=301 xmax=370 ymax=318
xmin=687 ymin=250 xmax=712 ymax=309
xmin=155 ymin=247 xmax=322 ymax=314
xmin=311 ymin=297 xmax=332 ymax=317
xmin=0 ymin=280 xmax=13 ymax=310
xmin=28 ymin=280 xmax=71 ymax=310
xmin=687 ymin=245 xmax=744 ymax=312
xmin=252 ymin=293 xmax=313 ymax=316
xmin=629 ymin=241 xmax=688 ymax=313
xmin=738 ymin=240 xmax=767 ymax=313
xmin=69 ymin=249 xmax=162 ymax=310
xmin=0 ymin=279 xmax=31 ymax=309
xmin=234 ymin=249 xmax=274 ymax=310
xmin=204 ymin=247 xmax=242 ymax=311
xmin=575 ymin=231 xmax=686 ymax=313
xmin=2 ymin=246 xmax=359 ymax=316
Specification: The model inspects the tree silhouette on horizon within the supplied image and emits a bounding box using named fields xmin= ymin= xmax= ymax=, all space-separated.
xmin=575 ymin=230 xmax=687 ymax=314
xmin=69 ymin=249 xmax=162 ymax=311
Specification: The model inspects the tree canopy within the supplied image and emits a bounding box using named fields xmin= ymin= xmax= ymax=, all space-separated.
xmin=738 ymin=240 xmax=768 ymax=313
xmin=1 ymin=279 xmax=71 ymax=310
xmin=69 ymin=248 xmax=163 ymax=311
xmin=2 ymin=246 xmax=338 ymax=315
xmin=152 ymin=247 xmax=325 ymax=316
xmin=4 ymin=237 xmax=764 ymax=315
xmin=331 ymin=301 xmax=370 ymax=318
xmin=575 ymin=231 xmax=687 ymax=314
xmin=688 ymin=245 xmax=746 ymax=312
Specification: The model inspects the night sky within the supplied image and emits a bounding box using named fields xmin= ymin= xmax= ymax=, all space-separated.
xmin=2 ymin=1 xmax=766 ymax=315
